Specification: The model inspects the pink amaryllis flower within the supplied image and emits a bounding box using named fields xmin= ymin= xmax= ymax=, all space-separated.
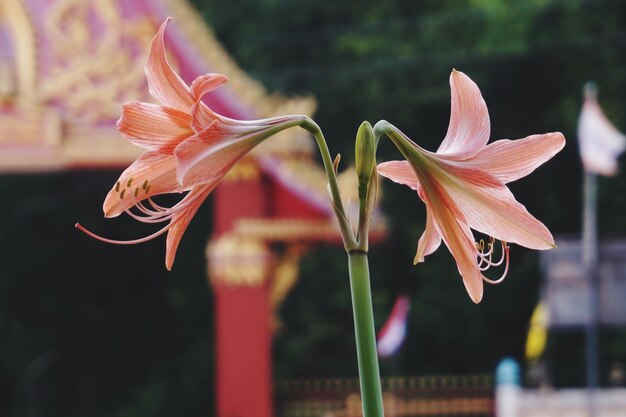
xmin=76 ymin=18 xmax=305 ymax=269
xmin=376 ymin=70 xmax=565 ymax=303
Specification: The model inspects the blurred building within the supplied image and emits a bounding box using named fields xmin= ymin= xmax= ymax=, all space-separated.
xmin=541 ymin=237 xmax=626 ymax=329
xmin=0 ymin=2 xmax=389 ymax=417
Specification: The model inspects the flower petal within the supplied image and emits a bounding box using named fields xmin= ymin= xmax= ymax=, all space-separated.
xmin=440 ymin=162 xmax=556 ymax=249
xmin=424 ymin=193 xmax=484 ymax=303
xmin=377 ymin=160 xmax=420 ymax=190
xmin=190 ymin=73 xmax=229 ymax=102
xmin=174 ymin=122 xmax=258 ymax=188
xmin=191 ymin=98 xmax=221 ymax=134
xmin=117 ymin=101 xmax=193 ymax=152
xmin=437 ymin=70 xmax=490 ymax=156
xmin=463 ymin=132 xmax=565 ymax=183
xmin=189 ymin=73 xmax=229 ymax=132
xmin=145 ymin=18 xmax=194 ymax=112
xmin=165 ymin=183 xmax=214 ymax=270
xmin=103 ymin=151 xmax=181 ymax=218
xmin=176 ymin=116 xmax=304 ymax=188
xmin=413 ymin=204 xmax=442 ymax=264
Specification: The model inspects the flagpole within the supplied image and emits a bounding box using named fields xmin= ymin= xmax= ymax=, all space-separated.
xmin=578 ymin=80 xmax=626 ymax=417
xmin=582 ymin=169 xmax=599 ymax=416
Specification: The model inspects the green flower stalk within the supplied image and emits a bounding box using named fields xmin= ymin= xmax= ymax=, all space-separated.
xmin=303 ymin=119 xmax=384 ymax=417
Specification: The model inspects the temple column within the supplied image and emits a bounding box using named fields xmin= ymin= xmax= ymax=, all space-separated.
xmin=207 ymin=234 xmax=274 ymax=417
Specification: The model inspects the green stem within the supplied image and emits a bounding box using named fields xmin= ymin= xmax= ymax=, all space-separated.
xmin=348 ymin=251 xmax=384 ymax=417
xmin=300 ymin=118 xmax=382 ymax=415
xmin=301 ymin=118 xmax=357 ymax=249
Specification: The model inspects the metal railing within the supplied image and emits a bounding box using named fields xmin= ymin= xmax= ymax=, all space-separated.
xmin=275 ymin=375 xmax=494 ymax=417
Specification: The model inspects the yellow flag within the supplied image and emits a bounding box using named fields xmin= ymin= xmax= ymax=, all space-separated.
xmin=525 ymin=302 xmax=549 ymax=361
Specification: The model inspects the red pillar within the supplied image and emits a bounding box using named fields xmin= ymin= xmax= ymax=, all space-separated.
xmin=213 ymin=279 xmax=272 ymax=417
xmin=209 ymin=163 xmax=274 ymax=417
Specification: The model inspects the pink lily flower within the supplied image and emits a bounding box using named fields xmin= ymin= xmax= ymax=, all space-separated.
xmin=77 ymin=18 xmax=305 ymax=269
xmin=376 ymin=70 xmax=565 ymax=303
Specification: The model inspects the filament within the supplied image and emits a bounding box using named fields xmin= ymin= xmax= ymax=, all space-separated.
xmin=75 ymin=222 xmax=172 ymax=245
xmin=476 ymin=239 xmax=494 ymax=268
xmin=475 ymin=238 xmax=510 ymax=284
xmin=482 ymin=246 xmax=510 ymax=284
xmin=125 ymin=207 xmax=175 ymax=224
xmin=77 ymin=183 xmax=213 ymax=246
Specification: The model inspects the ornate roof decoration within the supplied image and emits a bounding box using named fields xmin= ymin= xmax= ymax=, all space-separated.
xmin=0 ymin=0 xmax=316 ymax=171
xmin=1 ymin=0 xmax=386 ymax=243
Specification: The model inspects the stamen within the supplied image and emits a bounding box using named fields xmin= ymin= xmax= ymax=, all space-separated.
xmin=147 ymin=198 xmax=167 ymax=211
xmin=477 ymin=243 xmax=493 ymax=268
xmin=134 ymin=188 xmax=139 ymax=197
xmin=482 ymin=246 xmax=510 ymax=284
xmin=487 ymin=241 xmax=507 ymax=267
xmin=476 ymin=238 xmax=510 ymax=284
xmin=142 ymin=180 xmax=148 ymax=190
xmin=135 ymin=200 xmax=174 ymax=218
xmin=75 ymin=222 xmax=172 ymax=245
xmin=476 ymin=239 xmax=495 ymax=268
xmin=127 ymin=178 xmax=133 ymax=187
xmin=125 ymin=207 xmax=175 ymax=223
xmin=130 ymin=189 xmax=207 ymax=221
xmin=76 ymin=183 xmax=213 ymax=249
xmin=115 ymin=182 xmax=120 ymax=192
xmin=137 ymin=200 xmax=166 ymax=215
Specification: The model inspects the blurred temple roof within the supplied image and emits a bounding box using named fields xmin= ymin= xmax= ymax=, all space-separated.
xmin=0 ymin=0 xmax=317 ymax=171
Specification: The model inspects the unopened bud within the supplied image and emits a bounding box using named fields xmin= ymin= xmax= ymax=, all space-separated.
xmin=355 ymin=121 xmax=376 ymax=189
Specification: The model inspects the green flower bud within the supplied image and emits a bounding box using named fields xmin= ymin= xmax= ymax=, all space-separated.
xmin=355 ymin=121 xmax=376 ymax=190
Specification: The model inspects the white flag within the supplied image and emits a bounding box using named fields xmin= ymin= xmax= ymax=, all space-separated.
xmin=578 ymin=83 xmax=626 ymax=176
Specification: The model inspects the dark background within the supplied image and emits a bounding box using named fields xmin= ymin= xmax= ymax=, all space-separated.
xmin=3 ymin=0 xmax=626 ymax=416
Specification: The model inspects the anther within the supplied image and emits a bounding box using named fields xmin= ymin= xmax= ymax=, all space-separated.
xmin=134 ymin=188 xmax=139 ymax=197
xmin=115 ymin=182 xmax=120 ymax=192
xmin=127 ymin=178 xmax=133 ymax=187
xmin=142 ymin=180 xmax=148 ymax=190
xmin=477 ymin=238 xmax=510 ymax=284
xmin=120 ymin=189 xmax=126 ymax=199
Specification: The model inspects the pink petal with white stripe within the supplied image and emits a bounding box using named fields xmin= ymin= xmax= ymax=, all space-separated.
xmin=117 ymin=101 xmax=193 ymax=152
xmin=460 ymin=132 xmax=565 ymax=183
xmin=437 ymin=70 xmax=490 ymax=156
xmin=145 ymin=18 xmax=194 ymax=112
